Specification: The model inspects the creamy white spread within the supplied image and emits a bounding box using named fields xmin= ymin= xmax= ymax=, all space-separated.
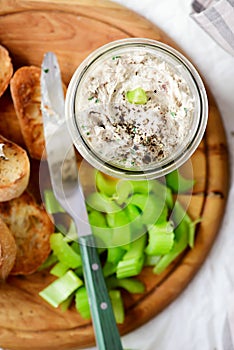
xmin=76 ymin=51 xmax=194 ymax=170
xmin=0 ymin=143 xmax=8 ymax=160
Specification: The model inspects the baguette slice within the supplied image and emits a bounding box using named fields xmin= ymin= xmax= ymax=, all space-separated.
xmin=0 ymin=45 xmax=13 ymax=98
xmin=0 ymin=191 xmax=54 ymax=275
xmin=10 ymin=66 xmax=66 ymax=160
xmin=10 ymin=66 xmax=46 ymax=160
xmin=0 ymin=217 xmax=17 ymax=279
xmin=0 ymin=135 xmax=30 ymax=202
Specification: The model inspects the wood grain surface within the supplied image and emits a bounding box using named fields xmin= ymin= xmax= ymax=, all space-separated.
xmin=0 ymin=0 xmax=229 ymax=349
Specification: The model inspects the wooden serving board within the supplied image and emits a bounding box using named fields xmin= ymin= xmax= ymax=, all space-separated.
xmin=0 ymin=1 xmax=229 ymax=349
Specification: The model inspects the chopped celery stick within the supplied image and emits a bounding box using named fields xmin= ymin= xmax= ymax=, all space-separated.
xmin=88 ymin=210 xmax=112 ymax=247
xmin=144 ymin=255 xmax=161 ymax=266
xmin=60 ymin=293 xmax=74 ymax=312
xmin=166 ymin=169 xmax=194 ymax=193
xmin=145 ymin=222 xmax=174 ymax=256
xmin=96 ymin=171 xmax=117 ymax=196
xmin=103 ymin=262 xmax=116 ymax=277
xmin=126 ymin=87 xmax=147 ymax=105
xmin=44 ymin=189 xmax=65 ymax=213
xmin=107 ymin=247 xmax=126 ymax=264
xmin=106 ymin=276 xmax=145 ymax=293
xmin=103 ymin=247 xmax=125 ymax=277
xmin=151 ymin=181 xmax=173 ymax=209
xmin=153 ymin=217 xmax=189 ymax=274
xmin=130 ymin=193 xmax=147 ymax=211
xmin=74 ymin=266 xmax=83 ymax=277
xmin=106 ymin=209 xmax=132 ymax=247
xmin=50 ymin=261 xmax=69 ymax=277
xmin=112 ymin=224 xmax=132 ymax=247
xmin=37 ymin=253 xmax=58 ymax=271
xmin=172 ymin=201 xmax=197 ymax=248
xmin=188 ymin=219 xmax=201 ymax=248
xmin=71 ymin=241 xmax=80 ymax=254
xmin=116 ymin=257 xmax=145 ymax=279
xmin=50 ymin=233 xmax=82 ymax=268
xmin=75 ymin=286 xmax=91 ymax=319
xmin=131 ymin=193 xmax=166 ymax=225
xmin=63 ymin=220 xmax=77 ymax=242
xmin=89 ymin=210 xmax=107 ymax=227
xmin=126 ymin=204 xmax=146 ymax=240
xmin=109 ymin=290 xmax=124 ymax=324
xmin=130 ymin=180 xmax=151 ymax=194
xmin=39 ymin=270 xmax=83 ymax=307
xmin=126 ymin=204 xmax=140 ymax=221
xmin=86 ymin=192 xmax=120 ymax=213
xmin=106 ymin=209 xmax=129 ymax=227
xmin=116 ymin=235 xmax=146 ymax=278
xmin=114 ymin=180 xmax=133 ymax=205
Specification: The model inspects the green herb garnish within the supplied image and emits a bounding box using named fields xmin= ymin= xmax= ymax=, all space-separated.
xmin=170 ymin=112 xmax=176 ymax=117
xmin=126 ymin=87 xmax=148 ymax=105
xmin=95 ymin=98 xmax=100 ymax=103
xmin=112 ymin=55 xmax=121 ymax=60
xmin=43 ymin=68 xmax=49 ymax=73
xmin=88 ymin=96 xmax=94 ymax=101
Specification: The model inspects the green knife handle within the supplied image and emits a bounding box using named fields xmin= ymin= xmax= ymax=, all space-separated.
xmin=78 ymin=234 xmax=123 ymax=350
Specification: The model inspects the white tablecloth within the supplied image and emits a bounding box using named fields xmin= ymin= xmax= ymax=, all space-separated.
xmin=88 ymin=0 xmax=234 ymax=349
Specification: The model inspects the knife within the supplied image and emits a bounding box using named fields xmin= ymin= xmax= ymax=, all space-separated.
xmin=41 ymin=52 xmax=123 ymax=350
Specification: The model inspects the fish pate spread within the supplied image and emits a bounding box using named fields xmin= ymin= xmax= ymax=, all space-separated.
xmin=75 ymin=51 xmax=194 ymax=170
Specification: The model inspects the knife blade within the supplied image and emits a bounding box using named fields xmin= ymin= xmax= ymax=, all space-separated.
xmin=41 ymin=52 xmax=123 ymax=350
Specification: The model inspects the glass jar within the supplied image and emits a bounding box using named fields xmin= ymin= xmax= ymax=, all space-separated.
xmin=65 ymin=38 xmax=208 ymax=180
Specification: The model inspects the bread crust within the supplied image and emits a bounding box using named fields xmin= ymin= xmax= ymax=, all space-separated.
xmin=0 ymin=217 xmax=17 ymax=279
xmin=10 ymin=66 xmax=46 ymax=160
xmin=0 ymin=191 xmax=54 ymax=275
xmin=0 ymin=45 xmax=13 ymax=98
xmin=0 ymin=134 xmax=30 ymax=202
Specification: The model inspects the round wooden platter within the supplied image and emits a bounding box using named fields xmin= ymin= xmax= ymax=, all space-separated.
xmin=0 ymin=1 xmax=229 ymax=349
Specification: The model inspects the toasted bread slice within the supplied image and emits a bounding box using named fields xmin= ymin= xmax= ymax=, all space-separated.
xmin=10 ymin=66 xmax=66 ymax=160
xmin=0 ymin=135 xmax=30 ymax=202
xmin=0 ymin=217 xmax=17 ymax=279
xmin=0 ymin=191 xmax=54 ymax=275
xmin=0 ymin=45 xmax=13 ymax=98
xmin=10 ymin=66 xmax=45 ymax=160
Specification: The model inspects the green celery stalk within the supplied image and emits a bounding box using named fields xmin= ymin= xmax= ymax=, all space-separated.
xmin=96 ymin=171 xmax=117 ymax=196
xmin=172 ymin=201 xmax=198 ymax=248
xmin=116 ymin=234 xmax=146 ymax=278
xmin=63 ymin=220 xmax=78 ymax=242
xmin=103 ymin=247 xmax=125 ymax=277
xmin=166 ymin=169 xmax=195 ymax=193
xmin=106 ymin=209 xmax=132 ymax=247
xmin=75 ymin=286 xmax=91 ymax=319
xmin=153 ymin=215 xmax=189 ymax=274
xmin=88 ymin=210 xmax=113 ymax=247
xmin=145 ymin=222 xmax=174 ymax=256
xmin=37 ymin=253 xmax=58 ymax=271
xmin=50 ymin=261 xmax=69 ymax=277
xmin=106 ymin=276 xmax=145 ymax=294
xmin=60 ymin=293 xmax=74 ymax=312
xmin=44 ymin=189 xmax=65 ymax=213
xmin=86 ymin=192 xmax=120 ymax=213
xmin=144 ymin=255 xmax=161 ymax=266
xmin=125 ymin=204 xmax=146 ymax=241
xmin=50 ymin=233 xmax=82 ymax=268
xmin=114 ymin=180 xmax=133 ymax=205
xmin=126 ymin=87 xmax=148 ymax=105
xmin=39 ymin=270 xmax=83 ymax=308
xmin=131 ymin=193 xmax=166 ymax=226
xmin=151 ymin=180 xmax=174 ymax=209
xmin=109 ymin=290 xmax=125 ymax=324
